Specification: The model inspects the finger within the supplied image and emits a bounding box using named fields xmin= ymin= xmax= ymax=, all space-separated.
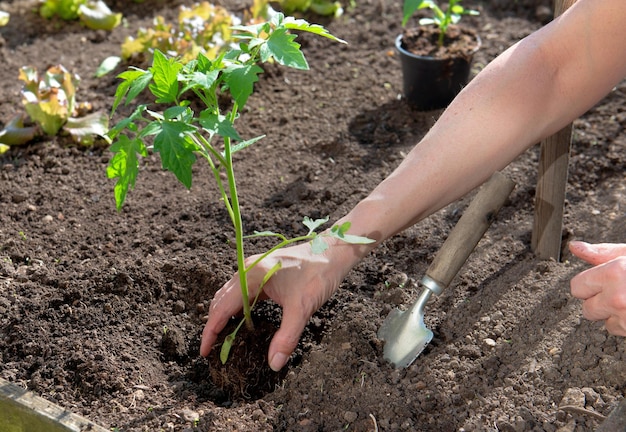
xmin=267 ymin=306 xmax=311 ymax=372
xmin=199 ymin=280 xmax=244 ymax=357
xmin=570 ymin=265 xmax=604 ymax=300
xmin=580 ymin=293 xmax=611 ymax=322
xmin=569 ymin=241 xmax=626 ymax=266
xmin=604 ymin=316 xmax=626 ymax=337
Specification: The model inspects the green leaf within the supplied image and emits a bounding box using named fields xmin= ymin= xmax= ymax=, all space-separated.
xmin=181 ymin=70 xmax=220 ymax=94
xmin=137 ymin=121 xmax=162 ymax=139
xmin=402 ymin=0 xmax=433 ymax=26
xmin=329 ymin=222 xmax=375 ymax=245
xmin=303 ymin=216 xmax=329 ymax=235
xmin=95 ymin=56 xmax=121 ymax=78
xmin=282 ymin=15 xmax=347 ymax=43
xmin=107 ymin=135 xmax=147 ymax=210
xmin=262 ymin=27 xmax=308 ymax=70
xmin=198 ymin=111 xmax=242 ymax=141
xmin=153 ymin=120 xmax=198 ymax=188
xmin=149 ymin=50 xmax=182 ymax=104
xmin=164 ymin=105 xmax=191 ymax=120
xmin=310 ymin=236 xmax=328 ymax=254
xmin=229 ymin=135 xmax=265 ymax=154
xmin=339 ymin=234 xmax=376 ymax=245
xmin=220 ymin=329 xmax=237 ymax=364
xmin=112 ymin=69 xmax=151 ymax=114
xmin=222 ymin=63 xmax=263 ymax=108
xmin=108 ymin=104 xmax=147 ymax=139
xmin=220 ymin=318 xmax=246 ymax=364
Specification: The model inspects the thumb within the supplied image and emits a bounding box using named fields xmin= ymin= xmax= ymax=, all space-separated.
xmin=569 ymin=241 xmax=626 ymax=266
xmin=267 ymin=308 xmax=310 ymax=372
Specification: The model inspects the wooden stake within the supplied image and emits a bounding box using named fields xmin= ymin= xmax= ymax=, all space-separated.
xmin=531 ymin=0 xmax=578 ymax=260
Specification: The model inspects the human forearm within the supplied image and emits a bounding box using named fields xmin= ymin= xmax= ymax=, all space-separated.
xmin=335 ymin=0 xmax=626 ymax=259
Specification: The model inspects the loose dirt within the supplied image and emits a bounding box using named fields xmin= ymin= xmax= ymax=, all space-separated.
xmin=1 ymin=0 xmax=625 ymax=431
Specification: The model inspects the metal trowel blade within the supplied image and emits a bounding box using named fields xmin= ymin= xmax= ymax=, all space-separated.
xmin=377 ymin=306 xmax=433 ymax=368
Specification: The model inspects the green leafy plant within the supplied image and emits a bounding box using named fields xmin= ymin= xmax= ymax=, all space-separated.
xmin=0 ymin=64 xmax=109 ymax=149
xmin=108 ymin=13 xmax=373 ymax=363
xmin=39 ymin=0 xmax=122 ymax=30
xmin=402 ymin=0 xmax=479 ymax=47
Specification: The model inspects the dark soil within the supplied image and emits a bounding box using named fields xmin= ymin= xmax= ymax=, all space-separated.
xmin=400 ymin=25 xmax=479 ymax=59
xmin=2 ymin=0 xmax=626 ymax=431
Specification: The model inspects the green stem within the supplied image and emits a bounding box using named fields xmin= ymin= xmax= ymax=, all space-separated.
xmin=244 ymin=234 xmax=315 ymax=272
xmin=223 ymin=103 xmax=253 ymax=330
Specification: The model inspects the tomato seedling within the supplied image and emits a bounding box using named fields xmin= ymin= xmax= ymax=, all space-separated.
xmin=402 ymin=0 xmax=479 ymax=47
xmin=107 ymin=13 xmax=373 ymax=363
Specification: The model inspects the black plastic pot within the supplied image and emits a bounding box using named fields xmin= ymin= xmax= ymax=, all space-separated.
xmin=396 ymin=34 xmax=480 ymax=111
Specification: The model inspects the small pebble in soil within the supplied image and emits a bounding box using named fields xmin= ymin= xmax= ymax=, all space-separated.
xmin=344 ymin=411 xmax=358 ymax=423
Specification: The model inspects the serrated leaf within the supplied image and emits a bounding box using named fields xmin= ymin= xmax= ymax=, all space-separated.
xmin=262 ymin=28 xmax=308 ymax=70
xmin=137 ymin=121 xmax=162 ymax=139
xmin=164 ymin=105 xmax=190 ymax=120
xmin=198 ymin=111 xmax=242 ymax=141
xmin=229 ymin=135 xmax=265 ymax=154
xmin=181 ymin=70 xmax=220 ymax=95
xmin=310 ymin=236 xmax=328 ymax=254
xmin=149 ymin=50 xmax=182 ymax=104
xmin=222 ymin=63 xmax=263 ymax=108
xmin=112 ymin=69 xmax=151 ymax=114
xmin=108 ymin=104 xmax=147 ymax=139
xmin=303 ymin=216 xmax=329 ymax=235
xmin=153 ymin=120 xmax=198 ymax=188
xmin=107 ymin=135 xmax=147 ymax=210
xmin=95 ymin=56 xmax=121 ymax=78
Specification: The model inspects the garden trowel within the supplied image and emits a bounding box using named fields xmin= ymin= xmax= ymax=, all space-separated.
xmin=377 ymin=171 xmax=516 ymax=368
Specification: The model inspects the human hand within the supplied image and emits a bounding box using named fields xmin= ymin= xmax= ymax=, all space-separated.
xmin=199 ymin=240 xmax=355 ymax=371
xmin=569 ymin=240 xmax=626 ymax=336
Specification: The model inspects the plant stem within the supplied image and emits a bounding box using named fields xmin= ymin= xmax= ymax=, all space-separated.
xmin=223 ymin=104 xmax=254 ymax=330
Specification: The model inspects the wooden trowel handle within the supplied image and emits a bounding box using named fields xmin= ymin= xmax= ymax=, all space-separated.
xmin=425 ymin=171 xmax=515 ymax=291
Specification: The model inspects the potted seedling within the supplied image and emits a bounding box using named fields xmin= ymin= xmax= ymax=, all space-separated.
xmin=397 ymin=0 xmax=480 ymax=110
xmin=107 ymin=13 xmax=373 ymax=396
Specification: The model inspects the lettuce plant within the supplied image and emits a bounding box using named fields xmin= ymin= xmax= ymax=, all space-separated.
xmin=12 ymin=64 xmax=108 ymax=146
xmin=121 ymin=2 xmax=237 ymax=64
xmin=39 ymin=0 xmax=122 ymax=30
xmin=108 ymin=13 xmax=373 ymax=363
xmin=120 ymin=0 xmax=345 ymax=65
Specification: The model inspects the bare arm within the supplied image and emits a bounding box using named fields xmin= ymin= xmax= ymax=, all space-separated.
xmin=334 ymin=0 xmax=626 ymax=263
xmin=202 ymin=0 xmax=626 ymax=371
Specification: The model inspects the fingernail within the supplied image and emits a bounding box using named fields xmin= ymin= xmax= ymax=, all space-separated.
xmin=270 ymin=352 xmax=288 ymax=372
